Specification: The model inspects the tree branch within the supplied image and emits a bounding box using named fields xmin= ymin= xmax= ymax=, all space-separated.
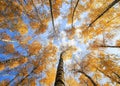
xmin=88 ymin=0 xmax=120 ymax=27
xmin=76 ymin=70 xmax=97 ymax=86
xmin=16 ymin=66 xmax=37 ymax=85
xmin=49 ymin=0 xmax=56 ymax=32
xmin=6 ymin=74 xmax=18 ymax=86
xmin=113 ymin=72 xmax=120 ymax=79
xmin=72 ymin=0 xmax=79 ymax=27
xmin=99 ymin=45 xmax=120 ymax=48
xmin=97 ymin=68 xmax=120 ymax=84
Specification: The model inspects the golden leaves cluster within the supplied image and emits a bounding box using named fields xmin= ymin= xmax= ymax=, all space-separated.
xmin=79 ymin=74 xmax=93 ymax=86
xmin=97 ymin=56 xmax=120 ymax=84
xmin=2 ymin=33 xmax=11 ymax=41
xmin=0 ymin=1 xmax=7 ymax=11
xmin=18 ymin=24 xmax=28 ymax=35
xmin=4 ymin=44 xmax=15 ymax=54
xmin=83 ymin=27 xmax=103 ymax=42
xmin=9 ymin=60 xmax=20 ymax=69
xmin=89 ymin=39 xmax=103 ymax=50
xmin=0 ymin=1 xmax=23 ymax=21
xmin=43 ymin=42 xmax=57 ymax=58
xmin=0 ymin=63 xmax=5 ymax=71
xmin=33 ymin=65 xmax=45 ymax=74
xmin=30 ymin=21 xmax=47 ymax=34
xmin=20 ymin=36 xmax=32 ymax=47
xmin=40 ymin=68 xmax=56 ymax=86
xmin=35 ymin=24 xmax=47 ymax=34
xmin=52 ymin=0 xmax=62 ymax=18
xmin=99 ymin=56 xmax=119 ymax=72
xmin=67 ymin=9 xmax=73 ymax=24
xmin=116 ymin=40 xmax=120 ymax=46
xmin=29 ymin=78 xmax=36 ymax=86
xmin=7 ymin=57 xmax=28 ymax=69
xmin=88 ymin=0 xmax=113 ymax=22
xmin=11 ymin=19 xmax=28 ymax=35
xmin=86 ymin=57 xmax=100 ymax=71
xmin=66 ymin=27 xmax=75 ymax=39
xmin=62 ymin=46 xmax=77 ymax=60
xmin=28 ymin=41 xmax=42 ymax=55
xmin=66 ymin=76 xmax=79 ymax=86
xmin=0 ymin=80 xmax=8 ymax=86
xmin=19 ymin=67 xmax=28 ymax=77
xmin=30 ymin=21 xmax=40 ymax=29
xmin=0 ymin=57 xmax=28 ymax=71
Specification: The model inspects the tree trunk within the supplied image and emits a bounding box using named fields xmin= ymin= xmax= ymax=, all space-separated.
xmin=54 ymin=53 xmax=65 ymax=86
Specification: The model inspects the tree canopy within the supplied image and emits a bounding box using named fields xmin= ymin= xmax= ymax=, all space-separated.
xmin=0 ymin=0 xmax=120 ymax=86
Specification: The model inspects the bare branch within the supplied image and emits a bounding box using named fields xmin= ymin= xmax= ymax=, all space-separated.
xmin=99 ymin=45 xmax=120 ymax=48
xmin=72 ymin=0 xmax=79 ymax=27
xmin=49 ymin=0 xmax=56 ymax=32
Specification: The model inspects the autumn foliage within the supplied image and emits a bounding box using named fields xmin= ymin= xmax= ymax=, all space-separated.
xmin=0 ymin=0 xmax=120 ymax=86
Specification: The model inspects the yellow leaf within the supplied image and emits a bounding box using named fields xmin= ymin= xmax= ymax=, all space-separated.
xmin=34 ymin=65 xmax=45 ymax=74
xmin=66 ymin=76 xmax=79 ymax=86
xmin=18 ymin=25 xmax=28 ymax=35
xmin=19 ymin=57 xmax=28 ymax=64
xmin=62 ymin=46 xmax=77 ymax=60
xmin=0 ymin=1 xmax=7 ymax=11
xmin=30 ymin=22 xmax=40 ymax=29
xmin=30 ymin=78 xmax=36 ymax=86
xmin=43 ymin=42 xmax=57 ymax=58
xmin=95 ymin=72 xmax=102 ymax=79
xmin=103 ymin=83 xmax=110 ymax=86
xmin=95 ymin=28 xmax=103 ymax=35
xmin=9 ymin=61 xmax=19 ymax=69
xmin=20 ymin=78 xmax=28 ymax=85
xmin=35 ymin=24 xmax=47 ymax=34
xmin=0 ymin=63 xmax=5 ymax=71
xmin=40 ymin=68 xmax=56 ymax=86
xmin=116 ymin=40 xmax=120 ymax=46
xmin=2 ymin=33 xmax=11 ymax=41
xmin=66 ymin=27 xmax=75 ymax=39
xmin=67 ymin=12 xmax=72 ymax=24
xmin=4 ymin=44 xmax=15 ymax=54
xmin=28 ymin=41 xmax=42 ymax=55
xmin=0 ymin=16 xmax=4 ymax=23
xmin=0 ymin=80 xmax=8 ymax=86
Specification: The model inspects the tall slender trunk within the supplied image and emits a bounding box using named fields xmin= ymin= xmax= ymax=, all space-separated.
xmin=54 ymin=53 xmax=65 ymax=86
